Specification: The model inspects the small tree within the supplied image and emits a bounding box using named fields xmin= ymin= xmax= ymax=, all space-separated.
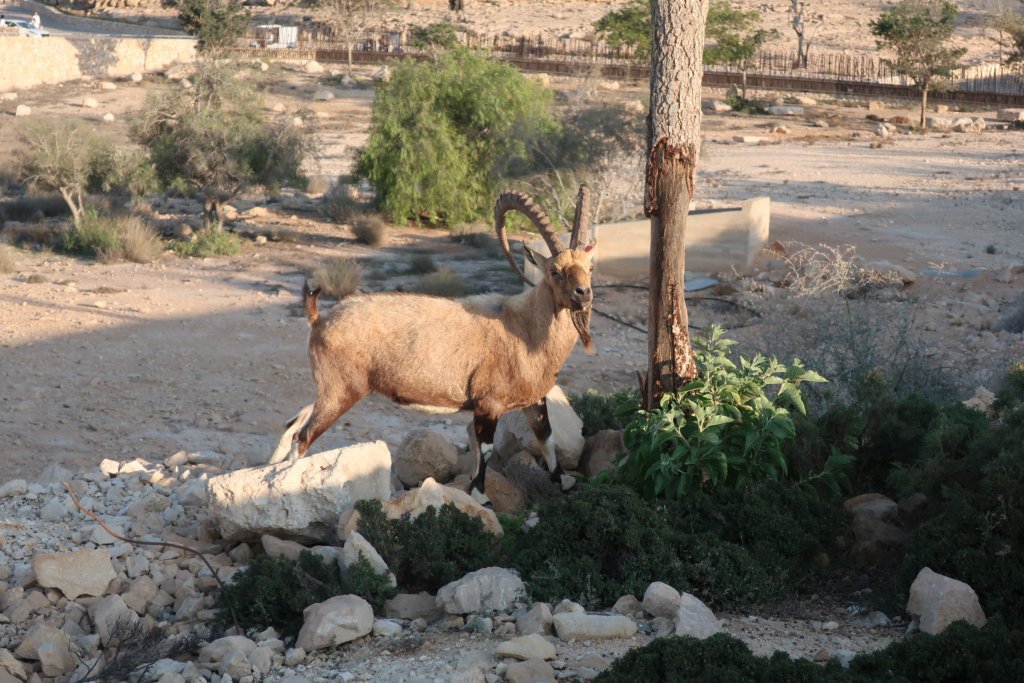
xmin=870 ymin=0 xmax=967 ymax=128
xmin=594 ymin=0 xmax=652 ymax=60
xmin=132 ymin=62 xmax=309 ymax=230
xmin=704 ymin=1 xmax=776 ymax=99
xmin=790 ymin=0 xmax=811 ymax=67
xmin=357 ymin=49 xmax=555 ymax=225
xmin=18 ymin=122 xmax=96 ymax=227
xmin=316 ymin=0 xmax=399 ymax=72
xmin=178 ymin=0 xmax=251 ymax=54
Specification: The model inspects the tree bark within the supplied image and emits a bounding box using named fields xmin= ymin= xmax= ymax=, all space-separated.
xmin=644 ymin=0 xmax=709 ymax=409
xmin=920 ymin=84 xmax=929 ymax=129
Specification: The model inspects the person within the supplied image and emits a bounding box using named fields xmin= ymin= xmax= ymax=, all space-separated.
xmin=31 ymin=11 xmax=41 ymax=29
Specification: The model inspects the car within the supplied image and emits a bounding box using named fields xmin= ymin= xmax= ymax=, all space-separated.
xmin=3 ymin=19 xmax=50 ymax=38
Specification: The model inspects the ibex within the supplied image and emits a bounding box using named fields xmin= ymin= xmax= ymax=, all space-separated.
xmin=270 ymin=186 xmax=597 ymax=504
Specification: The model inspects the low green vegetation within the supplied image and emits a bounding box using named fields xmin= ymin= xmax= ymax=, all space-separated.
xmin=61 ymin=210 xmax=163 ymax=263
xmin=354 ymin=500 xmax=499 ymax=593
xmin=216 ymin=550 xmax=393 ymax=637
xmin=171 ymin=227 xmax=243 ymax=258
xmin=568 ymin=389 xmax=638 ymax=436
xmin=596 ymin=621 xmax=1024 ymax=682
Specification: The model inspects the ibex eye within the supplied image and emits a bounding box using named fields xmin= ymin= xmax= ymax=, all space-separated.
xmin=550 ymin=270 xmax=561 ymax=280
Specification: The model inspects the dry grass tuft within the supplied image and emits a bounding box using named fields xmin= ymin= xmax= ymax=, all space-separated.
xmin=313 ymin=257 xmax=363 ymax=298
xmin=321 ymin=185 xmax=369 ymax=223
xmin=1 ymin=221 xmax=55 ymax=247
xmin=415 ymin=267 xmax=467 ymax=298
xmin=777 ymin=243 xmax=903 ymax=298
xmin=116 ymin=214 xmax=164 ymax=264
xmin=0 ymin=245 xmax=18 ymax=274
xmin=352 ymin=214 xmax=389 ymax=247
xmin=407 ymin=253 xmax=438 ymax=274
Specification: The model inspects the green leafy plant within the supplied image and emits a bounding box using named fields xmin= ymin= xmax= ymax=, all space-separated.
xmin=594 ymin=0 xmax=652 ymax=60
xmin=408 ymin=22 xmax=459 ymax=50
xmin=619 ymin=326 xmax=828 ymax=499
xmin=354 ymin=500 xmax=499 ymax=593
xmin=178 ymin=0 xmax=251 ymax=54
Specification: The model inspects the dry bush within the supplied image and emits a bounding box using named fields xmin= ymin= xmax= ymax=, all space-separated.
xmin=265 ymin=226 xmax=300 ymax=243
xmin=352 ymin=214 xmax=389 ymax=247
xmin=0 ymin=245 xmax=18 ymax=274
xmin=415 ymin=267 xmax=466 ymax=298
xmin=313 ymin=258 xmax=363 ymax=298
xmin=407 ymin=253 xmax=437 ymax=274
xmin=776 ymin=243 xmax=902 ymax=298
xmin=1 ymin=195 xmax=69 ymax=222
xmin=321 ymin=184 xmax=368 ymax=223
xmin=115 ymin=214 xmax=164 ymax=264
xmin=450 ymin=221 xmax=499 ymax=256
xmin=1 ymin=221 xmax=55 ymax=247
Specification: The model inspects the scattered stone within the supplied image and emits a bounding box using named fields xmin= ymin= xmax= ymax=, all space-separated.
xmin=580 ymin=430 xmax=623 ymax=479
xmin=889 ymin=115 xmax=912 ymax=125
xmin=102 ymin=113 xmax=116 ymax=123
xmin=483 ymin=468 xmax=525 ymax=514
xmin=383 ymin=592 xmax=443 ymax=622
xmin=340 ymin=531 xmax=396 ymax=586
xmin=436 ymin=567 xmax=525 ymax=615
xmin=674 ymin=593 xmax=720 ymax=639
xmin=552 ymin=613 xmax=637 ymax=641
xmin=497 ymin=633 xmax=556 ymax=661
xmin=506 ymin=658 xmax=556 ymax=683
xmin=934 ymin=104 xmax=949 ymax=113
xmin=517 ymin=602 xmax=554 ymax=635
xmin=33 ymin=550 xmax=115 ymax=600
xmin=643 ymin=581 xmax=681 ymax=619
xmin=907 ymin=567 xmax=987 ymax=635
xmin=997 ymin=108 xmax=1024 ymax=122
xmin=926 ymin=116 xmax=954 ymax=130
xmin=313 ymin=89 xmax=335 ymax=101
xmin=953 ymin=117 xmax=986 ymax=133
xmin=703 ymin=99 xmax=733 ymax=113
xmin=130 ymin=72 xmax=144 ymax=83
xmin=372 ymin=618 xmax=403 ymax=637
xmin=494 ymin=386 xmax=585 ymax=470
xmin=81 ymin=97 xmax=99 ymax=108
xmin=553 ymin=599 xmax=584 ymax=615
xmin=395 ymin=429 xmax=459 ymax=487
xmin=794 ymin=96 xmax=817 ymax=105
xmin=611 ymin=594 xmax=643 ymax=619
xmin=164 ymin=63 xmax=192 ymax=80
xmin=14 ymin=624 xmax=75 ymax=677
xmin=348 ymin=477 xmax=502 ymax=538
xmin=844 ymin=493 xmax=909 ymax=563
xmin=207 ymin=441 xmax=392 ymax=542
xmin=296 ymin=595 xmax=374 ymax=651
xmin=732 ymin=135 xmax=764 ymax=143
xmin=91 ymin=594 xmax=139 ymax=647
xmin=0 ymin=481 xmax=26 ymax=498
xmin=0 ymin=92 xmax=17 ymax=101
xmin=767 ymin=105 xmax=804 ymax=116
xmin=13 ymin=105 xmax=30 ymax=118
xmin=868 ymin=100 xmax=886 ymax=111
xmin=303 ymin=60 xmax=324 ymax=74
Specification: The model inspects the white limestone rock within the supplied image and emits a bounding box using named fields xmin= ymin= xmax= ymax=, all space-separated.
xmin=296 ymin=595 xmax=374 ymax=651
xmin=33 ymin=550 xmax=115 ymax=600
xmin=436 ymin=567 xmax=525 ymax=615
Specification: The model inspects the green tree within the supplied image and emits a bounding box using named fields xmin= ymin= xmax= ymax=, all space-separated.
xmin=178 ymin=0 xmax=251 ymax=54
xmin=704 ymin=1 xmax=776 ymax=98
xmin=132 ymin=61 xmax=310 ymax=230
xmin=594 ymin=0 xmax=652 ymax=60
xmin=357 ymin=49 xmax=556 ymax=225
xmin=870 ymin=0 xmax=967 ymax=128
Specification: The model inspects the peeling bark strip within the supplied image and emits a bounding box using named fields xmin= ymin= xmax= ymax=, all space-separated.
xmin=644 ymin=137 xmax=699 ymax=217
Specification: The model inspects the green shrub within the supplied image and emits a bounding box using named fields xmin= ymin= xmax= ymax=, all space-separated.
xmin=505 ymin=482 xmax=843 ymax=609
xmin=312 ymin=257 xmax=363 ymax=298
xmin=357 ymin=48 xmax=555 ymax=225
xmin=849 ymin=619 xmax=1024 ymax=682
xmin=352 ymin=214 xmax=389 ymax=246
xmin=595 ymin=634 xmax=848 ymax=683
xmin=597 ymin=622 xmax=1024 ymax=683
xmin=355 ymin=500 xmax=499 ymax=593
xmin=216 ymin=551 xmax=345 ymax=637
xmin=171 ymin=227 xmax=242 ymax=257
xmin=61 ymin=210 xmax=122 ymax=259
xmin=345 ymin=555 xmax=398 ymax=613
xmin=415 ymin=267 xmax=467 ymax=298
xmin=408 ymin=23 xmax=459 ymax=50
xmin=569 ymin=389 xmax=639 ymax=437
xmin=619 ymin=326 xmax=830 ymax=499
xmin=724 ymin=94 xmax=768 ymax=114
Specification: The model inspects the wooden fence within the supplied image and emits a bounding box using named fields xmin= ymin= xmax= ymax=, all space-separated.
xmin=229 ymin=30 xmax=1024 ymax=105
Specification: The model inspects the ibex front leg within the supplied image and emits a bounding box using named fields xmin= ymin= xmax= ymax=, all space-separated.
xmin=522 ymin=398 xmax=575 ymax=492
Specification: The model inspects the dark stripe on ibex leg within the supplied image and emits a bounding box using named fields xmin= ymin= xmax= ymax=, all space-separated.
xmin=468 ymin=412 xmax=499 ymax=508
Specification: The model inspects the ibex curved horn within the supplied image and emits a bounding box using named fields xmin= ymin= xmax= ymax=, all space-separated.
xmin=495 ymin=190 xmax=563 ymax=285
xmin=569 ymin=183 xmax=591 ymax=250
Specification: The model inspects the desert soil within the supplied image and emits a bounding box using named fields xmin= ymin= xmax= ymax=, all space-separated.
xmin=0 ymin=2 xmax=1022 ymax=678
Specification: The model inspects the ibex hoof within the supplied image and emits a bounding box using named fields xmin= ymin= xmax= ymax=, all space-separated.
xmin=469 ymin=487 xmax=493 ymax=509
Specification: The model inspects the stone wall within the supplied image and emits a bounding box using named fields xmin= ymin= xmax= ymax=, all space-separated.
xmin=0 ymin=36 xmax=195 ymax=91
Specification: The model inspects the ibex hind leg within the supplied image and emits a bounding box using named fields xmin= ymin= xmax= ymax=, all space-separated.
xmin=522 ymin=399 xmax=575 ymax=492
xmin=468 ymin=411 xmax=499 ymax=508
xmin=268 ymin=403 xmax=315 ymax=464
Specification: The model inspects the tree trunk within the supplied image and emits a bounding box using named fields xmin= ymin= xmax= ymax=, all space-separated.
xmin=741 ymin=69 xmax=748 ymax=99
xmin=643 ymin=0 xmax=708 ymax=409
xmin=60 ymin=187 xmax=82 ymax=228
xmin=920 ymin=85 xmax=929 ymax=129
xmin=203 ymin=196 xmax=221 ymax=231
xmin=347 ymin=42 xmax=354 ymax=73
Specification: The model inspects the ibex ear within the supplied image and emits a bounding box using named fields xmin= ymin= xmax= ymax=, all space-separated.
xmin=523 ymin=244 xmax=549 ymax=268
xmin=583 ymin=238 xmax=597 ymax=256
